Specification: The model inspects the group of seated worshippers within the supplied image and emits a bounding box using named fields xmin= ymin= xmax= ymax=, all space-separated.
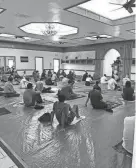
xmin=100 ymin=74 xmax=120 ymax=91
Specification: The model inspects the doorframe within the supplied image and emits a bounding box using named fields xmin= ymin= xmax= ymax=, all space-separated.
xmin=53 ymin=58 xmax=60 ymax=72
xmin=35 ymin=56 xmax=44 ymax=71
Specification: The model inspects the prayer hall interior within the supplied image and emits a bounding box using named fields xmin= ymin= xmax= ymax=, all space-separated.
xmin=0 ymin=0 xmax=135 ymax=168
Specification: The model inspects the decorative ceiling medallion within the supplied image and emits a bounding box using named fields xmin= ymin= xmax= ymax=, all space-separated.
xmin=19 ymin=22 xmax=78 ymax=37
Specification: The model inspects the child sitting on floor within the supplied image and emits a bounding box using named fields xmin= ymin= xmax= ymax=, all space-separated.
xmin=51 ymin=94 xmax=81 ymax=128
xmin=4 ymin=76 xmax=20 ymax=97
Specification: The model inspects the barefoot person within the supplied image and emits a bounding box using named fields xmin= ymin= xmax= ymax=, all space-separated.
xmin=51 ymin=94 xmax=81 ymax=128
xmin=85 ymin=86 xmax=113 ymax=112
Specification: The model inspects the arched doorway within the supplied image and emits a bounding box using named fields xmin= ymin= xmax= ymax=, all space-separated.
xmin=103 ymin=49 xmax=121 ymax=76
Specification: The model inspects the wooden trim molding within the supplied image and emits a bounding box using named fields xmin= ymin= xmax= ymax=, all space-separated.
xmin=0 ymin=138 xmax=28 ymax=168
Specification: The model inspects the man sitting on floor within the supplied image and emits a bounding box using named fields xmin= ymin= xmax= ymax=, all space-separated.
xmin=108 ymin=76 xmax=117 ymax=90
xmin=51 ymin=94 xmax=81 ymax=128
xmin=0 ymin=87 xmax=4 ymax=91
xmin=93 ymin=81 xmax=101 ymax=92
xmin=20 ymin=76 xmax=29 ymax=89
xmin=58 ymin=80 xmax=77 ymax=100
xmin=82 ymin=71 xmax=88 ymax=81
xmin=85 ymin=86 xmax=113 ymax=112
xmin=85 ymin=75 xmax=93 ymax=86
xmin=100 ymin=74 xmax=108 ymax=91
xmin=122 ymin=81 xmax=135 ymax=101
xmin=35 ymin=78 xmax=52 ymax=93
xmin=4 ymin=76 xmax=20 ymax=97
xmin=51 ymin=72 xmax=57 ymax=85
xmin=23 ymin=83 xmax=43 ymax=107
xmin=122 ymin=74 xmax=130 ymax=87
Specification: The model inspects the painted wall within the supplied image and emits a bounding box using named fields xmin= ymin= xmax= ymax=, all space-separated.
xmin=61 ymin=51 xmax=96 ymax=75
xmin=64 ymin=40 xmax=135 ymax=79
xmin=0 ymin=48 xmax=63 ymax=75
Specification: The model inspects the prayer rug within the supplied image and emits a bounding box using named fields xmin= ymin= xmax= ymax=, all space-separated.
xmin=106 ymin=101 xmax=123 ymax=109
xmin=113 ymin=141 xmax=132 ymax=158
xmin=41 ymin=100 xmax=54 ymax=105
xmin=0 ymin=107 xmax=11 ymax=116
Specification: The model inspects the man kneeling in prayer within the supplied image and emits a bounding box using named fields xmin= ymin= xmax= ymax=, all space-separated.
xmin=51 ymin=94 xmax=81 ymax=128
xmin=58 ymin=80 xmax=77 ymax=100
xmin=85 ymin=86 xmax=113 ymax=112
xmin=23 ymin=83 xmax=43 ymax=107
xmin=4 ymin=76 xmax=20 ymax=97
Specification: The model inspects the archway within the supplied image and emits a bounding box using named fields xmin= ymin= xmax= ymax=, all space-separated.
xmin=103 ymin=49 xmax=121 ymax=76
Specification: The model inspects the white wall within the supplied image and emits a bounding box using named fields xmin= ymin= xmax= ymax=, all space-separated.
xmin=0 ymin=48 xmax=63 ymax=75
xmin=61 ymin=51 xmax=96 ymax=75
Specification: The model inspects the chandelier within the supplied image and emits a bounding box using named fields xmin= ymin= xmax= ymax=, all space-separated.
xmin=42 ymin=23 xmax=58 ymax=36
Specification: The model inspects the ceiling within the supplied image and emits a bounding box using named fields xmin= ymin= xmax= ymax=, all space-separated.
xmin=0 ymin=0 xmax=135 ymax=47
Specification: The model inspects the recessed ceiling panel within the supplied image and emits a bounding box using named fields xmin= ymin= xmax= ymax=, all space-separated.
xmin=78 ymin=0 xmax=136 ymax=20
xmin=19 ymin=22 xmax=78 ymax=37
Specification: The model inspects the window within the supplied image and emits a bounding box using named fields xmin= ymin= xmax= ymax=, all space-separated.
xmin=8 ymin=59 xmax=14 ymax=68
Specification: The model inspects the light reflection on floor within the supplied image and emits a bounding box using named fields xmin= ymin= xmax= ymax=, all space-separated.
xmin=0 ymin=82 xmax=134 ymax=168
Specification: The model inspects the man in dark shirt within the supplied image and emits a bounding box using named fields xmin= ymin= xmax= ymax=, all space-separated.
xmin=93 ymin=81 xmax=101 ymax=92
xmin=58 ymin=80 xmax=77 ymax=100
xmin=122 ymin=81 xmax=135 ymax=101
xmin=82 ymin=71 xmax=88 ymax=81
xmin=85 ymin=86 xmax=113 ymax=112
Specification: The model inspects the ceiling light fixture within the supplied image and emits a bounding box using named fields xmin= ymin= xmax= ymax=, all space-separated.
xmin=0 ymin=33 xmax=15 ymax=38
xmin=0 ymin=8 xmax=6 ymax=14
xmin=85 ymin=37 xmax=97 ymax=40
xmin=19 ymin=22 xmax=78 ymax=37
xmin=42 ymin=23 xmax=57 ymax=36
xmin=85 ymin=34 xmax=112 ymax=40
